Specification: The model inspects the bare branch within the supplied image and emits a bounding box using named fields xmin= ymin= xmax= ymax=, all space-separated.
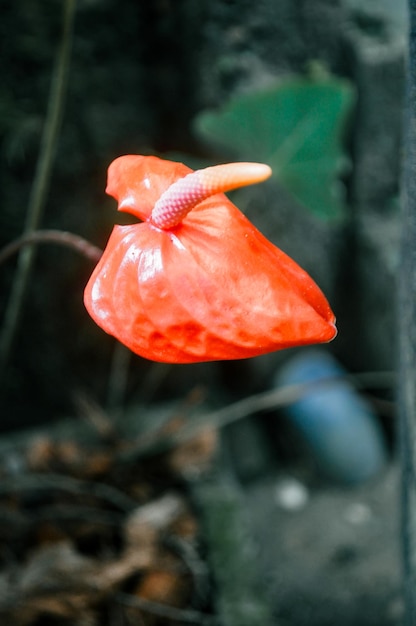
xmin=0 ymin=229 xmax=102 ymax=266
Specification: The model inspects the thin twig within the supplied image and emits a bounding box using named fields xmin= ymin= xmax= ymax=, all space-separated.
xmin=0 ymin=503 xmax=123 ymax=527
xmin=74 ymin=389 xmax=117 ymax=440
xmin=116 ymin=591 xmax=215 ymax=624
xmin=0 ymin=0 xmax=77 ymax=375
xmin=0 ymin=229 xmax=102 ymax=266
xmin=165 ymin=535 xmax=211 ymax=603
xmin=0 ymin=473 xmax=137 ymax=513
xmin=117 ymin=371 xmax=396 ymax=463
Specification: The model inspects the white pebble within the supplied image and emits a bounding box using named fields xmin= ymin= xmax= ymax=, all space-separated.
xmin=275 ymin=477 xmax=309 ymax=511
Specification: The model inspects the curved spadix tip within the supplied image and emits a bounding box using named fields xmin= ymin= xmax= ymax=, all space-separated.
xmin=151 ymin=161 xmax=272 ymax=230
xmin=201 ymin=162 xmax=272 ymax=190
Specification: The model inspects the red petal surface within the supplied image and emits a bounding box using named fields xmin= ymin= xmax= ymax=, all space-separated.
xmin=106 ymin=155 xmax=192 ymax=221
xmin=84 ymin=156 xmax=337 ymax=363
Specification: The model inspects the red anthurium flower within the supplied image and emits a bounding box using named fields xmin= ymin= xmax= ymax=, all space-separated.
xmin=84 ymin=155 xmax=336 ymax=363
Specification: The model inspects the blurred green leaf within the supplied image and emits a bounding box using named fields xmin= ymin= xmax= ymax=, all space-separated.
xmin=193 ymin=76 xmax=355 ymax=220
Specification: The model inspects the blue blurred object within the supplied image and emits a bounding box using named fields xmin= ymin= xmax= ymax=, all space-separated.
xmin=274 ymin=350 xmax=388 ymax=484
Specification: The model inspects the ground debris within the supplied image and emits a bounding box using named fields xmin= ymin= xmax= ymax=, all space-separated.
xmin=0 ymin=406 xmax=217 ymax=626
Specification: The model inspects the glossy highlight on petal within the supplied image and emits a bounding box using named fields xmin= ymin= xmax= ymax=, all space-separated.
xmin=84 ymin=155 xmax=337 ymax=363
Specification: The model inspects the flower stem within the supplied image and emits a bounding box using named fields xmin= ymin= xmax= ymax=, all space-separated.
xmin=0 ymin=0 xmax=77 ymax=376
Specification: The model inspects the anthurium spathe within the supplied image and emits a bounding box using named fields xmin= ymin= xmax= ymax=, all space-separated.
xmin=84 ymin=155 xmax=337 ymax=363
